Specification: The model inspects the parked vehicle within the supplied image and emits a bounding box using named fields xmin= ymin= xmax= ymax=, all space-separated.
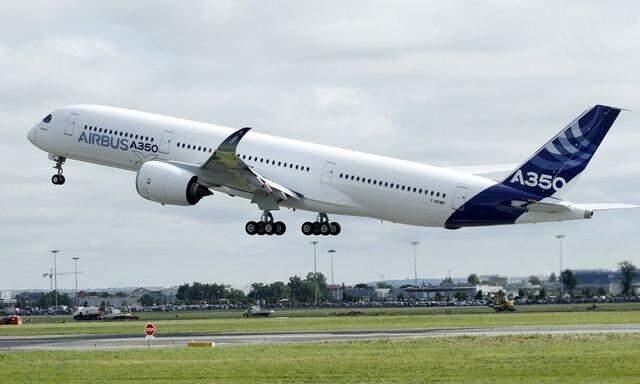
xmin=243 ymin=305 xmax=274 ymax=317
xmin=73 ymin=306 xmax=103 ymax=321
xmin=1 ymin=315 xmax=23 ymax=325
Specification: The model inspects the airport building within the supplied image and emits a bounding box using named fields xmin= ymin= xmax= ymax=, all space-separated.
xmin=400 ymin=284 xmax=503 ymax=300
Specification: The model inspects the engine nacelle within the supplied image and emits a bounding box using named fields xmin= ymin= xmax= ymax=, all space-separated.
xmin=135 ymin=161 xmax=212 ymax=206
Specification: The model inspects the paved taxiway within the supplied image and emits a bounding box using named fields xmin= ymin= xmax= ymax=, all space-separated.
xmin=2 ymin=324 xmax=639 ymax=352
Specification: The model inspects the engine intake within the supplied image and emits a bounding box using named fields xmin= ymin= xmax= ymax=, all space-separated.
xmin=135 ymin=161 xmax=212 ymax=206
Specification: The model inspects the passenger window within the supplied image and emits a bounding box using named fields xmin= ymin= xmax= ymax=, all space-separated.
xmin=413 ymin=188 xmax=417 ymax=192
xmin=295 ymin=165 xmax=299 ymax=170
xmin=385 ymin=182 xmax=388 ymax=187
xmin=339 ymin=173 xmax=343 ymax=178
xmin=278 ymin=161 xmax=282 ymax=166
xmin=356 ymin=177 xmax=360 ymax=181
xmin=367 ymin=179 xmax=371 ymax=183
xmin=306 ymin=167 xmax=310 ymax=172
xmin=430 ymin=191 xmax=434 ymax=196
xmin=289 ymin=164 xmax=293 ymax=168
xmin=436 ymin=192 xmax=440 ymax=197
xmin=443 ymin=193 xmax=446 ymax=198
xmin=351 ymin=176 xmax=354 ymax=180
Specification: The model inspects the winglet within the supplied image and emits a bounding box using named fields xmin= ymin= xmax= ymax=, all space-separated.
xmin=217 ymin=127 xmax=251 ymax=153
xmin=202 ymin=127 xmax=251 ymax=170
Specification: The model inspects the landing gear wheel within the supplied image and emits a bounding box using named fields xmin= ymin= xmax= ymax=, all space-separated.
xmin=245 ymin=221 xmax=258 ymax=235
xmin=275 ymin=221 xmax=286 ymax=236
xmin=301 ymin=222 xmax=313 ymax=236
xmin=313 ymin=222 xmax=321 ymax=236
xmin=51 ymin=175 xmax=62 ymax=185
xmin=330 ymin=222 xmax=341 ymax=236
xmin=264 ymin=221 xmax=275 ymax=235
xmin=319 ymin=222 xmax=331 ymax=236
xmin=256 ymin=222 xmax=266 ymax=236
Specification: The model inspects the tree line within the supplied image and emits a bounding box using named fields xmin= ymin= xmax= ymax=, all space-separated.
xmin=175 ymin=273 xmax=331 ymax=305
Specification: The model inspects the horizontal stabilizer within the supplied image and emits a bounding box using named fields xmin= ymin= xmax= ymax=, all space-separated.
xmin=448 ymin=163 xmax=518 ymax=181
xmin=575 ymin=203 xmax=640 ymax=211
xmin=510 ymin=200 xmax=571 ymax=213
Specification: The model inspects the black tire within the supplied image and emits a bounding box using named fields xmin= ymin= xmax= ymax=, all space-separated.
xmin=313 ymin=222 xmax=321 ymax=235
xmin=245 ymin=221 xmax=258 ymax=235
xmin=330 ymin=222 xmax=341 ymax=235
xmin=256 ymin=221 xmax=266 ymax=236
xmin=301 ymin=222 xmax=313 ymax=236
xmin=319 ymin=222 xmax=331 ymax=236
xmin=51 ymin=175 xmax=60 ymax=185
xmin=275 ymin=221 xmax=286 ymax=235
xmin=59 ymin=175 xmax=66 ymax=185
xmin=264 ymin=221 xmax=275 ymax=235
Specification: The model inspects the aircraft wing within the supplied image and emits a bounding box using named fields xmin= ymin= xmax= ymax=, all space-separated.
xmin=448 ymin=163 xmax=519 ymax=180
xmin=200 ymin=127 xmax=302 ymax=205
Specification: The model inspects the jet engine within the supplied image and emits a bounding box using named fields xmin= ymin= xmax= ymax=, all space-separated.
xmin=135 ymin=161 xmax=212 ymax=206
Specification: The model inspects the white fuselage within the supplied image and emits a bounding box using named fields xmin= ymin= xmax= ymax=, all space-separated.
xmin=28 ymin=105 xmax=587 ymax=228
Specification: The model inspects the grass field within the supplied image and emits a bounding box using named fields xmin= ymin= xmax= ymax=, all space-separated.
xmin=1 ymin=308 xmax=640 ymax=337
xmin=2 ymin=334 xmax=639 ymax=383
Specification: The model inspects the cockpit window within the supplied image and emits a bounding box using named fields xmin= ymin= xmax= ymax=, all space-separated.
xmin=42 ymin=114 xmax=52 ymax=123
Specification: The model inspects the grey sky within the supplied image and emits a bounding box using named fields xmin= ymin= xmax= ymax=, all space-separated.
xmin=2 ymin=1 xmax=640 ymax=291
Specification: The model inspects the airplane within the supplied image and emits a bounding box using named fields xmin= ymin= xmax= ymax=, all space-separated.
xmin=27 ymin=104 xmax=638 ymax=236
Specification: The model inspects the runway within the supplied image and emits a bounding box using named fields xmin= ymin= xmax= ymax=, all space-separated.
xmin=2 ymin=324 xmax=639 ymax=352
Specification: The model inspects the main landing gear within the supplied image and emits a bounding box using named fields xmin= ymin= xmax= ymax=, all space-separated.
xmin=245 ymin=211 xmax=286 ymax=236
xmin=51 ymin=156 xmax=66 ymax=185
xmin=301 ymin=213 xmax=341 ymax=236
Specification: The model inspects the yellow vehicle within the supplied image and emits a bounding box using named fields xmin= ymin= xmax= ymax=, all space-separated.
xmin=491 ymin=293 xmax=516 ymax=312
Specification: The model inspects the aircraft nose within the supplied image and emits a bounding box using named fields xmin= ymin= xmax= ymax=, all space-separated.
xmin=27 ymin=126 xmax=36 ymax=145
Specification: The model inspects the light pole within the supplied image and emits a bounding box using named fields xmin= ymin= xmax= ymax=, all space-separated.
xmin=310 ymin=241 xmax=319 ymax=305
xmin=410 ymin=241 xmax=419 ymax=286
xmin=73 ymin=257 xmax=80 ymax=308
xmin=51 ymin=250 xmax=59 ymax=307
xmin=556 ymin=235 xmax=565 ymax=298
xmin=327 ymin=249 xmax=336 ymax=285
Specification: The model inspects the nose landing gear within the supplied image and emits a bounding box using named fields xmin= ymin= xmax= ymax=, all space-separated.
xmin=50 ymin=156 xmax=66 ymax=185
xmin=301 ymin=213 xmax=341 ymax=236
xmin=245 ymin=211 xmax=286 ymax=236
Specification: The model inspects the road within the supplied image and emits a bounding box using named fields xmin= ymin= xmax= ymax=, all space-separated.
xmin=1 ymin=324 xmax=639 ymax=352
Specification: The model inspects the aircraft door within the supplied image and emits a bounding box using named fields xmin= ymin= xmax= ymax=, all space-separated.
xmin=158 ymin=131 xmax=174 ymax=154
xmin=321 ymin=161 xmax=336 ymax=184
xmin=452 ymin=186 xmax=468 ymax=211
xmin=64 ymin=113 xmax=79 ymax=136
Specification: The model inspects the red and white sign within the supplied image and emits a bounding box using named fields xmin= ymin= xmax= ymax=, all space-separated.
xmin=144 ymin=322 xmax=156 ymax=337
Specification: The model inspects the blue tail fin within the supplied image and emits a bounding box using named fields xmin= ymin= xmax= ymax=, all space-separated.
xmin=503 ymin=105 xmax=621 ymax=198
